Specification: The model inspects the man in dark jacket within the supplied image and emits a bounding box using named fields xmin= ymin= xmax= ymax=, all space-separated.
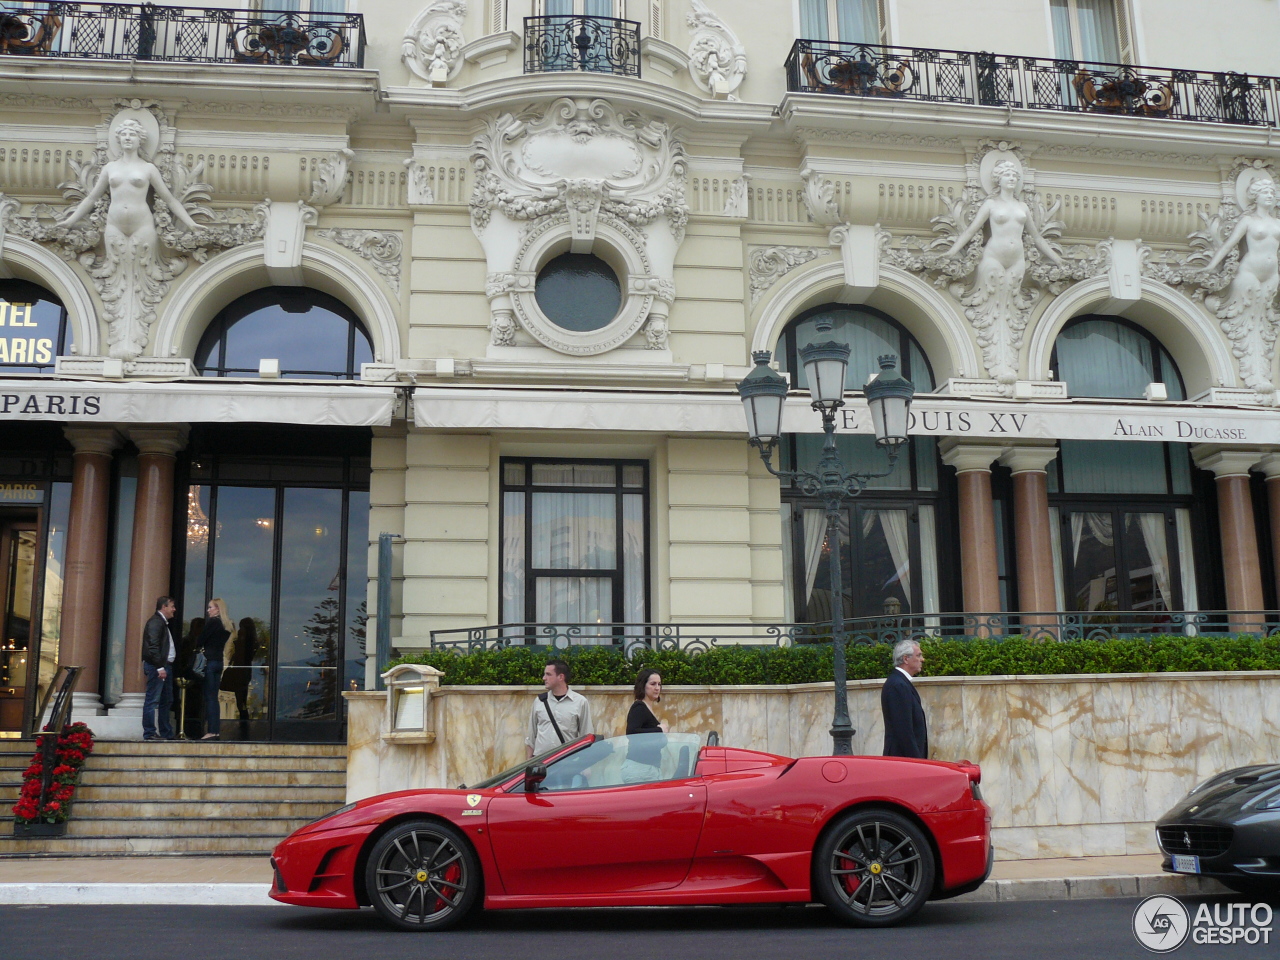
xmin=141 ymin=596 xmax=177 ymax=741
xmin=881 ymin=639 xmax=927 ymax=758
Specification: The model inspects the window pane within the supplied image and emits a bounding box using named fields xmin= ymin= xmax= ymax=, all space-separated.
xmin=0 ymin=284 xmax=65 ymax=373
xmin=503 ymin=491 xmax=526 ymax=624
xmin=622 ymin=465 xmax=644 ymax=488
xmin=1066 ymin=511 xmax=1118 ymax=611
xmin=532 ymin=493 xmax=616 ymax=569
xmin=1049 ymin=0 xmax=1074 ymax=59
xmin=536 ymin=577 xmax=613 ymax=628
xmin=794 ymin=433 xmax=911 ymax=489
xmin=1176 ymin=508 xmax=1198 ymax=611
xmin=35 ymin=482 xmax=71 ymax=709
xmin=623 ymin=494 xmax=644 ymax=622
xmin=780 ymin=501 xmax=796 ymax=620
xmin=790 ymin=307 xmax=899 ymax=393
xmin=1076 ymin=0 xmax=1120 ymax=63
xmin=799 ymin=0 xmax=829 ymax=40
xmin=1169 ymin=444 xmax=1192 ymax=495
xmin=104 ymin=469 xmax=136 ymax=707
xmin=1059 ymin=440 xmax=1168 ymax=494
xmin=504 ymin=462 xmax=526 ymax=486
xmin=857 ymin=508 xmax=912 ymax=615
xmin=908 ymin=341 xmax=935 ymax=392
xmin=913 ymin=437 xmax=938 ymax=491
xmin=1125 ymin=513 xmax=1172 ymax=611
xmin=918 ymin=505 xmax=940 ymax=615
xmin=835 ymin=0 xmax=878 ymax=43
xmin=532 ymin=463 xmax=615 ymax=487
xmin=1056 ymin=319 xmax=1155 ymax=399
xmin=534 ymin=254 xmax=621 ymax=333
xmin=344 ymin=490 xmax=369 ymax=694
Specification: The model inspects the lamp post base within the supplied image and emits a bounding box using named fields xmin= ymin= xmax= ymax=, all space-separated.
xmin=829 ymin=724 xmax=855 ymax=757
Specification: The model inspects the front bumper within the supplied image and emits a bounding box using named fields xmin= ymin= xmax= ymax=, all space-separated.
xmin=1157 ymin=818 xmax=1280 ymax=884
xmin=270 ymin=822 xmax=377 ymax=909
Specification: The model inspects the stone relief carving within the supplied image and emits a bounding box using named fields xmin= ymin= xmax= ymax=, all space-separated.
xmin=307 ymin=149 xmax=354 ymax=207
xmin=883 ymin=142 xmax=1105 ymax=392
xmin=722 ymin=174 xmax=751 ymax=218
xmin=748 ymin=245 xmax=831 ymax=306
xmin=1146 ymin=160 xmax=1280 ymax=402
xmin=469 ymin=97 xmax=687 ymax=355
xmin=403 ymin=0 xmax=466 ymax=85
xmin=316 ymin=229 xmax=404 ymax=296
xmin=3 ymin=101 xmax=266 ymax=361
xmin=801 ymin=169 xmax=841 ymax=226
xmin=404 ymin=160 xmax=436 ymax=205
xmin=686 ymin=0 xmax=746 ymax=100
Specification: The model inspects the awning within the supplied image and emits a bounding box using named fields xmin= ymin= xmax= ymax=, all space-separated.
xmin=0 ymin=379 xmax=398 ymax=427
xmin=412 ymin=386 xmax=1278 ymax=445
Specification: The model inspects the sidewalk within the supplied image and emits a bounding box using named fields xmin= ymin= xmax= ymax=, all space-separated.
xmin=0 ymin=853 xmax=1231 ymax=906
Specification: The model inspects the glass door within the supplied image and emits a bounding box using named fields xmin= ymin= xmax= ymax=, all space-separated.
xmin=0 ymin=519 xmax=37 ymax=734
xmin=1059 ymin=506 xmax=1179 ymax=621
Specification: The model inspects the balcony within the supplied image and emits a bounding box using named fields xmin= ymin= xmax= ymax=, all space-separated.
xmin=786 ymin=38 xmax=1275 ymax=126
xmin=523 ymin=14 xmax=640 ymax=78
xmin=0 ymin=3 xmax=365 ymax=68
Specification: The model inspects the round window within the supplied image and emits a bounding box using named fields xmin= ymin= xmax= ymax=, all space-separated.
xmin=534 ymin=254 xmax=621 ymax=332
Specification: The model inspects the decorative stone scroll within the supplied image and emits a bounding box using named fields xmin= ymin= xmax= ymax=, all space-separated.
xmin=469 ymin=97 xmax=688 ymax=355
xmin=748 ymin=245 xmax=830 ymax=306
xmin=307 ymin=149 xmax=354 ymax=207
xmin=2 ymin=100 xmax=266 ymax=361
xmin=316 ymin=229 xmax=404 ymax=295
xmin=883 ymin=141 xmax=1107 ymax=393
xmin=403 ymin=0 xmax=467 ymax=86
xmin=686 ymin=0 xmax=746 ymax=100
xmin=1145 ymin=159 xmax=1280 ymax=403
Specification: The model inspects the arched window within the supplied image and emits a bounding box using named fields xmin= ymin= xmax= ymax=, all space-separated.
xmin=0 ymin=281 xmax=67 ymax=374
xmin=195 ymin=288 xmax=373 ymax=379
xmin=1048 ymin=316 xmax=1198 ymax=618
xmin=775 ymin=305 xmax=946 ymax=625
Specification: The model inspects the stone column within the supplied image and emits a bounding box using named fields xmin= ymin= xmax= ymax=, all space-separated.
xmin=1256 ymin=452 xmax=1280 ymax=609
xmin=110 ymin=426 xmax=188 ymax=728
xmin=999 ymin=442 xmax=1060 ymax=630
xmin=939 ymin=440 xmax=1007 ymax=620
xmin=1193 ymin=446 xmax=1265 ymax=627
xmin=59 ymin=426 xmax=122 ymax=723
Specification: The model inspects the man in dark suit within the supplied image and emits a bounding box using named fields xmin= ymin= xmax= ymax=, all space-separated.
xmin=141 ymin=596 xmax=177 ymax=741
xmin=882 ymin=639 xmax=928 ymax=758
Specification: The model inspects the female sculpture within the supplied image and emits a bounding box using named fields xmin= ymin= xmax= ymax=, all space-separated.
xmin=1200 ymin=172 xmax=1280 ymax=396
xmin=946 ymin=158 xmax=1064 ymax=386
xmin=60 ymin=116 xmax=199 ymax=358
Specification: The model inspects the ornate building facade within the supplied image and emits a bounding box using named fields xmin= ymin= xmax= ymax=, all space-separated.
xmin=3 ymin=0 xmax=1280 ymax=740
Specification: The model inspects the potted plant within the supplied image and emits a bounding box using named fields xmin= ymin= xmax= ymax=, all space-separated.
xmin=12 ymin=722 xmax=95 ymax=838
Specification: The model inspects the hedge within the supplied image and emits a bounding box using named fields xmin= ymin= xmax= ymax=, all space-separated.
xmin=388 ymin=634 xmax=1280 ymax=686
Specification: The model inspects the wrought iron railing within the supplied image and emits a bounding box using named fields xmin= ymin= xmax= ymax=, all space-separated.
xmin=523 ymin=14 xmax=640 ymax=77
xmin=430 ymin=611 xmax=1280 ymax=655
xmin=786 ymin=39 xmax=1278 ymax=126
xmin=0 ymin=3 xmax=365 ymax=67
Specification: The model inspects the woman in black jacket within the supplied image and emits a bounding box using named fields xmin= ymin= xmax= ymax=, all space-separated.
xmin=197 ymin=598 xmax=233 ymax=740
xmin=622 ymin=669 xmax=668 ymax=782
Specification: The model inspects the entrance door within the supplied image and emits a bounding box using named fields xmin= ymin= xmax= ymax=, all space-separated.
xmin=0 ymin=518 xmax=37 ymax=733
xmin=182 ymin=482 xmax=369 ymax=742
xmin=1059 ymin=506 xmax=1180 ymax=618
xmin=796 ymin=501 xmax=917 ymax=622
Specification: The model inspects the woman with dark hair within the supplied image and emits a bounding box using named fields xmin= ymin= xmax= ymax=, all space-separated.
xmin=197 ymin=598 xmax=233 ymax=740
xmin=622 ymin=669 xmax=668 ymax=783
xmin=221 ymin=617 xmax=257 ymax=735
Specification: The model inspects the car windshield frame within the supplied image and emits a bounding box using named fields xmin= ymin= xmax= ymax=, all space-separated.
xmin=465 ymin=735 xmax=596 ymax=791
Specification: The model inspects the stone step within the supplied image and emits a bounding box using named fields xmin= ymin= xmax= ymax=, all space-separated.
xmin=71 ymin=783 xmax=346 ymax=802
xmin=80 ymin=768 xmax=345 ymax=787
xmin=55 ymin=816 xmax=311 ymax=838
xmin=87 ymin=753 xmax=346 ymax=772
xmin=93 ymin=741 xmax=346 ymax=757
xmin=0 ymin=834 xmax=287 ymax=856
xmin=73 ymin=799 xmax=341 ymax=820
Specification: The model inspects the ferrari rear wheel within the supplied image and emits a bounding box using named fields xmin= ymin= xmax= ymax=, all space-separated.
xmin=816 ymin=809 xmax=935 ymax=928
xmin=365 ymin=820 xmax=480 ymax=931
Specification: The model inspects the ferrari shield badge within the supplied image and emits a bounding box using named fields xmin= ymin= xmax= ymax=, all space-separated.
xmin=467 ymin=794 xmax=481 ymax=807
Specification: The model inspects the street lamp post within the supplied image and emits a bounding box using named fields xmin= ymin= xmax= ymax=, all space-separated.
xmin=736 ymin=344 xmax=915 ymax=756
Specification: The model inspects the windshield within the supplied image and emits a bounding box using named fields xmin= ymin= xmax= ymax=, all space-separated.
xmin=527 ymin=733 xmax=703 ymax=792
xmin=465 ymin=735 xmax=595 ymax=790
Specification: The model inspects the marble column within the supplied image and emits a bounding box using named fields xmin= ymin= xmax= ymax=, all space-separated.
xmin=1193 ymin=446 xmax=1265 ymax=627
xmin=110 ymin=426 xmax=188 ymax=731
xmin=999 ymin=442 xmax=1060 ymax=629
xmin=940 ymin=440 xmax=1007 ymax=621
xmin=1254 ymin=452 xmax=1280 ymax=610
xmin=58 ymin=426 xmax=122 ymax=724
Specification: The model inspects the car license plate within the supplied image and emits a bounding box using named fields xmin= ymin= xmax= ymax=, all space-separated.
xmin=1172 ymin=855 xmax=1200 ymax=874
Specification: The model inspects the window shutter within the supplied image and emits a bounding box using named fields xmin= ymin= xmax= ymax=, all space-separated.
xmin=491 ymin=0 xmax=506 ymax=34
xmin=1114 ymin=0 xmax=1134 ymax=63
xmin=877 ymin=0 xmax=890 ymax=44
xmin=648 ymin=0 xmax=661 ymax=39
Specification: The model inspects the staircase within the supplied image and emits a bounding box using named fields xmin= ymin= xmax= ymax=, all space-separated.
xmin=0 ymin=739 xmax=346 ymax=857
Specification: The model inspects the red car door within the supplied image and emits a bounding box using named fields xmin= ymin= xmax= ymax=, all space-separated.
xmin=487 ymin=778 xmax=708 ymax=896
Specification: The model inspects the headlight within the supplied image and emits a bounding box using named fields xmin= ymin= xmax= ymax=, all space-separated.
xmin=308 ymin=802 xmax=357 ymax=827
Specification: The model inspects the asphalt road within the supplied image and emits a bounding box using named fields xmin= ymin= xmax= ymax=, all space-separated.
xmin=4 ymin=894 xmax=1277 ymax=960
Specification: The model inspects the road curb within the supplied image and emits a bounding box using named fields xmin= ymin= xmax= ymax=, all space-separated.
xmin=953 ymin=873 xmax=1233 ymax=903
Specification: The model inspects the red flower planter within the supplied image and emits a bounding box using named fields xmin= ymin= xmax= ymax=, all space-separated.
xmin=10 ymin=722 xmax=94 ymax=834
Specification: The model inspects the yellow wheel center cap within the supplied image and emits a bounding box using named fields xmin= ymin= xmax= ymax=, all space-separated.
xmin=869 ymin=862 xmax=882 ymax=875
xmin=416 ymin=870 xmax=429 ymax=883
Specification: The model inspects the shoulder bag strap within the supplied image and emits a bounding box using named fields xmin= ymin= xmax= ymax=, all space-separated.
xmin=539 ymin=692 xmax=566 ymax=744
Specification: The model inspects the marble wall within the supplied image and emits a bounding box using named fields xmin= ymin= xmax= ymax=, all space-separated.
xmin=344 ymin=670 xmax=1280 ymax=860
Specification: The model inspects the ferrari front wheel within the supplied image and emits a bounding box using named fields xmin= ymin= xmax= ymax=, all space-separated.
xmin=815 ymin=808 xmax=935 ymax=928
xmin=365 ymin=820 xmax=480 ymax=931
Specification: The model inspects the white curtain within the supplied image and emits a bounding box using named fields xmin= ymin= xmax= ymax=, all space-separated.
xmin=918 ymin=505 xmax=940 ymax=623
xmin=803 ymin=509 xmax=827 ymax=603
xmin=799 ymin=0 xmax=830 ymax=40
xmin=876 ymin=509 xmax=912 ymax=607
xmin=836 ymin=0 xmax=879 ymax=44
xmin=531 ymin=492 xmax=615 ymax=569
xmin=1072 ymin=510 xmax=1113 ymax=563
xmin=308 ymin=0 xmax=346 ymax=14
xmin=1135 ymin=513 xmax=1172 ymax=610
xmin=1076 ymin=0 xmax=1120 ymax=63
xmin=1176 ymin=508 xmax=1198 ymax=614
xmin=1049 ymin=507 xmax=1066 ymax=610
xmin=780 ymin=503 xmax=796 ymax=621
xmin=1056 ymin=319 xmax=1154 ymax=400
xmin=583 ymin=0 xmax=614 ymax=17
xmin=536 ymin=578 xmax=612 ymax=638
xmin=622 ymin=494 xmax=645 ymax=624
xmin=1049 ymin=0 xmax=1074 ymax=59
xmin=501 ymin=492 xmax=525 ymax=631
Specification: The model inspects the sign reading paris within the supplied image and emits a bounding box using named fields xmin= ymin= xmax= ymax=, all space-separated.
xmin=0 ymin=299 xmax=56 ymax=367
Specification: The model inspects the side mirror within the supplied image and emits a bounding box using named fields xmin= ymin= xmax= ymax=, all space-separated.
xmin=524 ymin=763 xmax=547 ymax=793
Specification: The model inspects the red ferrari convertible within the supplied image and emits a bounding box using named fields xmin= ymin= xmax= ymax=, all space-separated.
xmin=271 ymin=732 xmax=992 ymax=930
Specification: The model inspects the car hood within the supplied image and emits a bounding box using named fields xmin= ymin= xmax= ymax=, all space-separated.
xmin=1160 ymin=764 xmax=1280 ymax=821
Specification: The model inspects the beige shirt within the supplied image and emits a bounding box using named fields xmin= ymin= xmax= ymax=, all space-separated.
xmin=526 ymin=689 xmax=594 ymax=755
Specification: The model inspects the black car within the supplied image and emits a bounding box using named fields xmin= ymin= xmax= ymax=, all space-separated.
xmin=1157 ymin=764 xmax=1280 ymax=896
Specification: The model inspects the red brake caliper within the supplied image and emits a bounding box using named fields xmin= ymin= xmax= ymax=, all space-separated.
xmin=839 ymin=849 xmax=860 ymax=897
xmin=432 ymin=862 xmax=462 ymax=912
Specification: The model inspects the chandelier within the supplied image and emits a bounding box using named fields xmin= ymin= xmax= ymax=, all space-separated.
xmin=187 ymin=486 xmax=212 ymax=545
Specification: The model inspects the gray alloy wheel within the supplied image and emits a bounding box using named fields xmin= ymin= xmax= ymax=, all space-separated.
xmin=365 ymin=820 xmax=480 ymax=931
xmin=815 ymin=808 xmax=936 ymax=928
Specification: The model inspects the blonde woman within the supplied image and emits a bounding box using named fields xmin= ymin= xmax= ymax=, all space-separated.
xmin=197 ymin=598 xmax=234 ymax=740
